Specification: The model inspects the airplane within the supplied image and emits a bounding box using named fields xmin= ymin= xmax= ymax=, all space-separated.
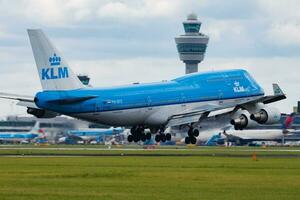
xmin=58 ymin=127 xmax=124 ymax=143
xmin=0 ymin=122 xmax=45 ymax=143
xmin=219 ymin=113 xmax=297 ymax=145
xmin=0 ymin=29 xmax=286 ymax=144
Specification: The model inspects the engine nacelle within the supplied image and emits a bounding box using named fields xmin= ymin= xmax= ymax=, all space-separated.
xmin=250 ymin=106 xmax=281 ymax=124
xmin=230 ymin=110 xmax=257 ymax=130
xmin=27 ymin=108 xmax=59 ymax=118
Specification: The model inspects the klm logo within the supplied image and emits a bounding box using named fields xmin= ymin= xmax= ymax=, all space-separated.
xmin=233 ymin=81 xmax=247 ymax=93
xmin=41 ymin=53 xmax=69 ymax=80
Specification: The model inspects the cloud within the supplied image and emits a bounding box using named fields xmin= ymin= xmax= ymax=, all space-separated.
xmin=266 ymin=21 xmax=300 ymax=46
xmin=96 ymin=0 xmax=183 ymax=21
xmin=257 ymin=0 xmax=300 ymax=46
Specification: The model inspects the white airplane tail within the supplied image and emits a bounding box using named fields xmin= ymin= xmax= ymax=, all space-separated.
xmin=27 ymin=29 xmax=84 ymax=91
xmin=30 ymin=121 xmax=40 ymax=133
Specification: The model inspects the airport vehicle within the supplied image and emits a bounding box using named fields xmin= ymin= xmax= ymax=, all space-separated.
xmin=0 ymin=122 xmax=44 ymax=143
xmin=58 ymin=127 xmax=124 ymax=143
xmin=0 ymin=30 xmax=286 ymax=144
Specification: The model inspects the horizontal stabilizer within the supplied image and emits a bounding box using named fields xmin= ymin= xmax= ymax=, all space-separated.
xmin=0 ymin=92 xmax=34 ymax=102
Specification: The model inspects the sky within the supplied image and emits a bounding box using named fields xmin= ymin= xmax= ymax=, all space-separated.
xmin=0 ymin=0 xmax=299 ymax=117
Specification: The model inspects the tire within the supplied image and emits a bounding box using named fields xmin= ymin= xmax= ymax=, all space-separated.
xmin=166 ymin=133 xmax=171 ymax=141
xmin=161 ymin=134 xmax=166 ymax=142
xmin=193 ymin=129 xmax=199 ymax=137
xmin=155 ymin=134 xmax=161 ymax=142
xmin=133 ymin=135 xmax=140 ymax=143
xmin=190 ymin=136 xmax=197 ymax=144
xmin=188 ymin=129 xmax=193 ymax=137
xmin=127 ymin=134 xmax=133 ymax=142
xmin=185 ymin=137 xmax=190 ymax=144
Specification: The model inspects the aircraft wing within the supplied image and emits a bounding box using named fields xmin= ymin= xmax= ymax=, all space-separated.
xmin=245 ymin=83 xmax=286 ymax=105
xmin=165 ymin=84 xmax=285 ymax=127
xmin=166 ymin=106 xmax=236 ymax=127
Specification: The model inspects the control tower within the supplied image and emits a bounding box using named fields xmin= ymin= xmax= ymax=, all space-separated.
xmin=175 ymin=13 xmax=209 ymax=74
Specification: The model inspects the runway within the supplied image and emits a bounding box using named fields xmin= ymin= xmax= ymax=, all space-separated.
xmin=1 ymin=147 xmax=300 ymax=158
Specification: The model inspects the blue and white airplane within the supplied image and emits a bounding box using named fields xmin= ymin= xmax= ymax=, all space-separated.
xmin=0 ymin=122 xmax=44 ymax=143
xmin=58 ymin=127 xmax=124 ymax=143
xmin=0 ymin=30 xmax=286 ymax=144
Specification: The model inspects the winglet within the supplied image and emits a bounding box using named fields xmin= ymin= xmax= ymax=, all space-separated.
xmin=272 ymin=83 xmax=284 ymax=96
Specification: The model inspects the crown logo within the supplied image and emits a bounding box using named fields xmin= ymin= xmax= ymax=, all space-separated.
xmin=49 ymin=53 xmax=61 ymax=66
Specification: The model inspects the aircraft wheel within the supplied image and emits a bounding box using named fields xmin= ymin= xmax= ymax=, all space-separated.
xmin=185 ymin=137 xmax=191 ymax=144
xmin=141 ymin=134 xmax=146 ymax=142
xmin=166 ymin=133 xmax=171 ymax=141
xmin=127 ymin=134 xmax=133 ymax=142
xmin=133 ymin=135 xmax=140 ymax=143
xmin=193 ymin=129 xmax=199 ymax=137
xmin=188 ymin=128 xmax=193 ymax=137
xmin=190 ymin=136 xmax=197 ymax=144
xmin=160 ymin=134 xmax=166 ymax=142
xmin=146 ymin=132 xmax=152 ymax=140
xmin=155 ymin=134 xmax=161 ymax=142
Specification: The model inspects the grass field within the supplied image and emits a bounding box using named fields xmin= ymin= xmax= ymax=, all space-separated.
xmin=0 ymin=147 xmax=300 ymax=200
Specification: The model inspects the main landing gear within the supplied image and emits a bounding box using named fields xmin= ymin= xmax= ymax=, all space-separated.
xmin=154 ymin=127 xmax=171 ymax=143
xmin=127 ymin=126 xmax=172 ymax=143
xmin=127 ymin=126 xmax=151 ymax=143
xmin=185 ymin=128 xmax=199 ymax=144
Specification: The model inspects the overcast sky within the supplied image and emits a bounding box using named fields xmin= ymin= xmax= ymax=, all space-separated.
xmin=0 ymin=0 xmax=299 ymax=117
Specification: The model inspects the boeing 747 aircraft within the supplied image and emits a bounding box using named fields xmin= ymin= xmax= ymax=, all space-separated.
xmin=0 ymin=30 xmax=286 ymax=144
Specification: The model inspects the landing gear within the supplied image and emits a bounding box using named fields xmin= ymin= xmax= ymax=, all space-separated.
xmin=127 ymin=126 xmax=172 ymax=143
xmin=127 ymin=134 xmax=133 ymax=142
xmin=185 ymin=128 xmax=199 ymax=144
xmin=154 ymin=127 xmax=172 ymax=143
xmin=166 ymin=133 xmax=171 ymax=141
xmin=127 ymin=126 xmax=152 ymax=143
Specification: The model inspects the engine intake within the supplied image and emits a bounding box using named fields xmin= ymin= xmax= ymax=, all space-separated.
xmin=230 ymin=110 xmax=257 ymax=130
xmin=230 ymin=114 xmax=248 ymax=130
xmin=250 ymin=107 xmax=281 ymax=124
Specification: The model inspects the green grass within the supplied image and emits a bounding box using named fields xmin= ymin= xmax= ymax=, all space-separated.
xmin=0 ymin=154 xmax=300 ymax=199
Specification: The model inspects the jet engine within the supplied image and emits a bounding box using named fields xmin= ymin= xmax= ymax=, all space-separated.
xmin=250 ymin=107 xmax=281 ymax=124
xmin=27 ymin=107 xmax=59 ymax=118
xmin=230 ymin=110 xmax=257 ymax=130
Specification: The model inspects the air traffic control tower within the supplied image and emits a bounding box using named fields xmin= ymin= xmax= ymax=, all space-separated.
xmin=175 ymin=13 xmax=209 ymax=74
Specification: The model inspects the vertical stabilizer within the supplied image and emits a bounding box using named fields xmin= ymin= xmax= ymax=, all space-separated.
xmin=28 ymin=29 xmax=84 ymax=91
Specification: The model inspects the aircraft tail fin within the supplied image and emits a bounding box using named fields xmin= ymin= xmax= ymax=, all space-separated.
xmin=27 ymin=29 xmax=84 ymax=91
xmin=30 ymin=121 xmax=44 ymax=135
xmin=282 ymin=113 xmax=295 ymax=130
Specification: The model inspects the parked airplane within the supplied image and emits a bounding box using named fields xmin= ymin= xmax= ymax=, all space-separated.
xmin=58 ymin=127 xmax=124 ymax=143
xmin=0 ymin=122 xmax=44 ymax=143
xmin=0 ymin=30 xmax=286 ymax=144
xmin=220 ymin=113 xmax=297 ymax=145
